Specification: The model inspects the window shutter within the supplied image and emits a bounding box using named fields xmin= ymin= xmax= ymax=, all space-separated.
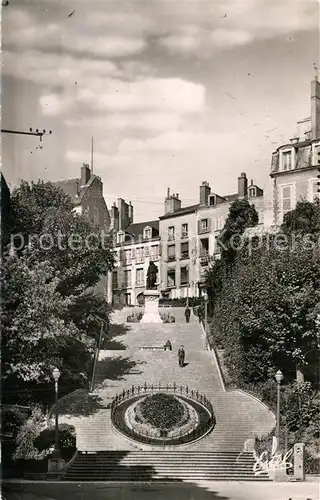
xmin=131 ymin=248 xmax=136 ymax=259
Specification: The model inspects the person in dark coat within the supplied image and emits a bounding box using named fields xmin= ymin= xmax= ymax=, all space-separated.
xmin=178 ymin=345 xmax=185 ymax=367
xmin=185 ymin=306 xmax=191 ymax=323
xmin=164 ymin=340 xmax=172 ymax=351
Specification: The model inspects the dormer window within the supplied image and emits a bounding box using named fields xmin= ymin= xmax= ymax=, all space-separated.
xmin=209 ymin=194 xmax=216 ymax=206
xmin=117 ymin=231 xmax=125 ymax=244
xmin=280 ymin=149 xmax=294 ymax=171
xmin=143 ymin=226 xmax=152 ymax=240
xmin=248 ymin=186 xmax=256 ymax=198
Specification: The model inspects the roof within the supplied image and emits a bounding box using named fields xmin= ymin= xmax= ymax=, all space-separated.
xmin=274 ymin=138 xmax=314 ymax=153
xmin=159 ymin=204 xmax=199 ymax=220
xmin=125 ymin=220 xmax=159 ymax=239
xmin=223 ymin=193 xmax=238 ymax=202
xmin=52 ymin=178 xmax=83 ymax=205
xmin=51 ymin=176 xmax=97 ymax=206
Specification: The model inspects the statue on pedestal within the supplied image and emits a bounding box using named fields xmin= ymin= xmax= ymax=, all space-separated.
xmin=146 ymin=261 xmax=158 ymax=290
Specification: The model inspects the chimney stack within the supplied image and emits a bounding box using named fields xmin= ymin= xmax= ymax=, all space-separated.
xmin=238 ymin=172 xmax=248 ymax=198
xmin=311 ymin=76 xmax=320 ymax=140
xmin=199 ymin=181 xmax=211 ymax=206
xmin=81 ymin=163 xmax=91 ymax=186
xmin=128 ymin=201 xmax=134 ymax=224
xmin=111 ymin=202 xmax=119 ymax=232
xmin=164 ymin=190 xmax=182 ymax=214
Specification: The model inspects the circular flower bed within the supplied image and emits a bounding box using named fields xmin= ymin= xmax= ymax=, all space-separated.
xmin=136 ymin=393 xmax=186 ymax=430
xmin=111 ymin=391 xmax=215 ymax=446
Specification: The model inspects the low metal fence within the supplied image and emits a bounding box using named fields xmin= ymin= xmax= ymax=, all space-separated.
xmin=110 ymin=382 xmax=215 ymax=446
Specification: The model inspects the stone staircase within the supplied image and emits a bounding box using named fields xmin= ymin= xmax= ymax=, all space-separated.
xmin=60 ymin=320 xmax=275 ymax=481
xmin=64 ymin=450 xmax=270 ymax=481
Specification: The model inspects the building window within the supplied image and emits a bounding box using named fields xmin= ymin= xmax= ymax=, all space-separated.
xmin=180 ymin=267 xmax=189 ymax=286
xmin=198 ymin=218 xmax=210 ymax=234
xmin=167 ymin=244 xmax=175 ymax=261
xmin=123 ymin=249 xmax=132 ymax=265
xmin=168 ymin=226 xmax=175 ymax=241
xmin=112 ymin=271 xmax=118 ymax=290
xmin=309 ymin=179 xmax=320 ymax=202
xmin=150 ymin=244 xmax=159 ymax=261
xmin=167 ymin=269 xmax=176 ymax=288
xmin=199 ymin=238 xmax=209 ymax=264
xmin=144 ymin=227 xmax=152 ymax=239
xmin=136 ymin=268 xmax=144 ymax=286
xmin=123 ymin=270 xmax=132 ymax=288
xmin=117 ymin=231 xmax=125 ymax=244
xmin=280 ymin=185 xmax=293 ymax=214
xmin=180 ymin=242 xmax=189 ymax=259
xmin=248 ymin=187 xmax=256 ymax=198
xmin=209 ymin=195 xmax=216 ymax=206
xmin=281 ymin=150 xmax=293 ymax=171
xmin=136 ymin=247 xmax=145 ymax=264
xmin=181 ymin=223 xmax=188 ymax=239
xmin=311 ymin=142 xmax=320 ymax=166
xmin=124 ymin=293 xmax=131 ymax=306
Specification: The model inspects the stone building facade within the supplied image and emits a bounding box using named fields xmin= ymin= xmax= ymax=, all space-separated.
xmin=53 ymin=163 xmax=110 ymax=231
xmin=159 ymin=190 xmax=198 ymax=299
xmin=270 ymin=76 xmax=320 ymax=225
xmin=159 ymin=175 xmax=264 ymax=299
xmin=109 ymin=201 xmax=160 ymax=306
xmin=52 ymin=163 xmax=111 ymax=297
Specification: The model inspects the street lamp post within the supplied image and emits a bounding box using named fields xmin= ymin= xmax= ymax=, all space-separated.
xmin=275 ymin=369 xmax=283 ymax=453
xmin=52 ymin=367 xmax=61 ymax=459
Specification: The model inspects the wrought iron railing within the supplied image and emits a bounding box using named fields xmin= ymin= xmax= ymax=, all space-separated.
xmin=110 ymin=382 xmax=215 ymax=446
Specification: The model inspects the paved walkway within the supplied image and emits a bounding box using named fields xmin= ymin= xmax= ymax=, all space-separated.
xmin=3 ymin=479 xmax=319 ymax=500
xmin=59 ymin=318 xmax=275 ymax=452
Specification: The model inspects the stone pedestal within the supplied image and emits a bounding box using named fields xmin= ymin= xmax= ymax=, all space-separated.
xmin=48 ymin=457 xmax=66 ymax=472
xmin=140 ymin=290 xmax=163 ymax=323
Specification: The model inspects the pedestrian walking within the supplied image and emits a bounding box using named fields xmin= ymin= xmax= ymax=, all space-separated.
xmin=178 ymin=345 xmax=185 ymax=367
xmin=164 ymin=340 xmax=172 ymax=351
xmin=185 ymin=306 xmax=191 ymax=323
xmin=198 ymin=308 xmax=202 ymax=324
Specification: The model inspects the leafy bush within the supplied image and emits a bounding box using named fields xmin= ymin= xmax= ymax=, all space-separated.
xmin=127 ymin=311 xmax=143 ymax=322
xmin=254 ymin=425 xmax=320 ymax=475
xmin=138 ymin=393 xmax=186 ymax=430
xmin=13 ymin=407 xmax=47 ymax=461
xmin=159 ymin=298 xmax=202 ymax=307
xmin=254 ymin=382 xmax=320 ymax=475
xmin=34 ymin=423 xmax=76 ymax=453
xmin=160 ymin=312 xmax=175 ymax=323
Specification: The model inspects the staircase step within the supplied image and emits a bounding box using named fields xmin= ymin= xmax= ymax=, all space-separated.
xmin=64 ymin=451 xmax=270 ymax=482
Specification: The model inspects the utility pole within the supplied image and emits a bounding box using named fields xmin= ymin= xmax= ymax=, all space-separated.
xmin=1 ymin=128 xmax=52 ymax=142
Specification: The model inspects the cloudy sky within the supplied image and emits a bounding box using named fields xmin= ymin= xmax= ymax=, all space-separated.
xmin=2 ymin=0 xmax=319 ymax=221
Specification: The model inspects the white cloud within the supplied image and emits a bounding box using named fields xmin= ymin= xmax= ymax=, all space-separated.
xmin=39 ymin=94 xmax=70 ymax=116
xmin=210 ymin=29 xmax=253 ymax=47
xmin=3 ymin=50 xmax=120 ymax=87
xmin=157 ymin=1 xmax=318 ymax=55
xmin=4 ymin=8 xmax=147 ymax=58
xmin=76 ymin=78 xmax=205 ymax=113
xmin=65 ymin=112 xmax=183 ymax=132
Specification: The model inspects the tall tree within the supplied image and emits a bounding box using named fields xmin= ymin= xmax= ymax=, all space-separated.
xmin=282 ymin=201 xmax=320 ymax=237
xmin=2 ymin=180 xmax=114 ymax=407
xmin=211 ymin=242 xmax=320 ymax=386
xmin=218 ymin=198 xmax=259 ymax=265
